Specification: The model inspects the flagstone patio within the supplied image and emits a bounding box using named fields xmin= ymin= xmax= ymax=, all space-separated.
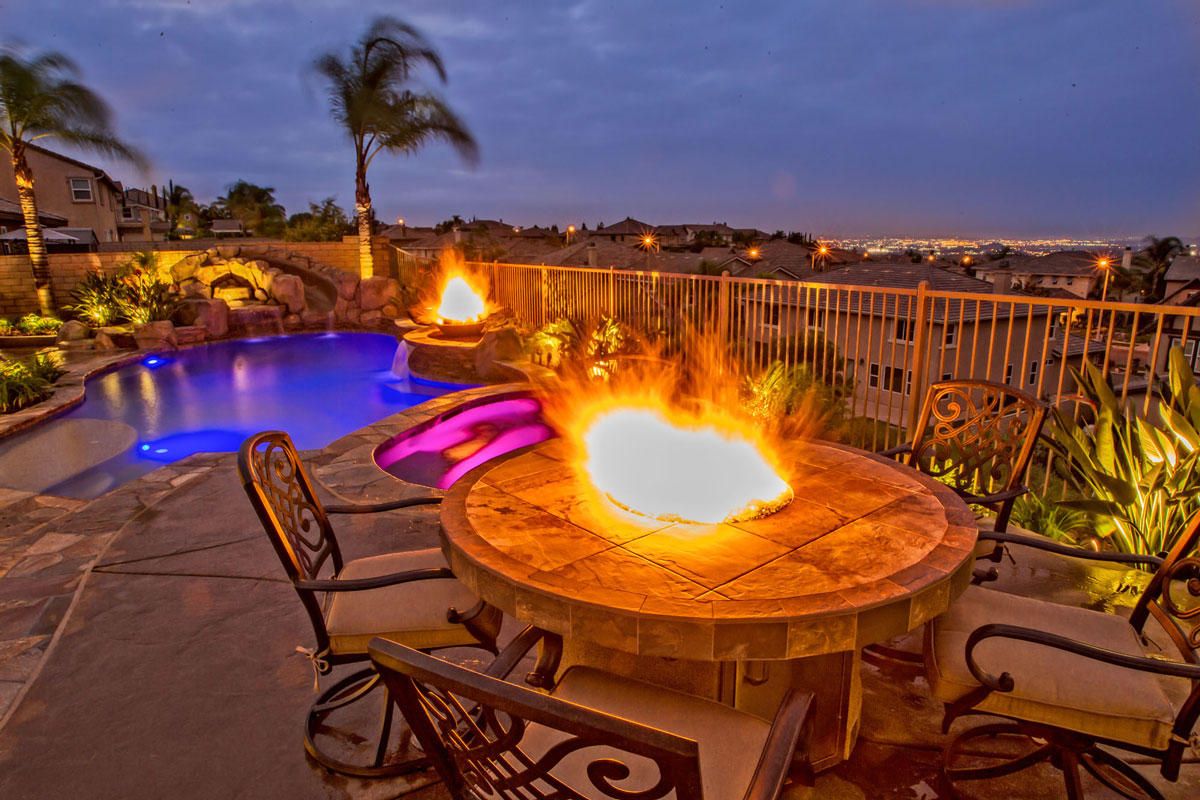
xmin=0 ymin=408 xmax=1195 ymax=799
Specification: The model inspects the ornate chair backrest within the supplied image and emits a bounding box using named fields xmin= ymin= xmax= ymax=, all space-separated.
xmin=238 ymin=431 xmax=342 ymax=586
xmin=369 ymin=639 xmax=705 ymax=800
xmin=906 ymin=380 xmax=1048 ymax=498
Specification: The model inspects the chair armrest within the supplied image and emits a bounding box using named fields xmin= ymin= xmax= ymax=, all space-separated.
xmin=964 ymin=622 xmax=1200 ymax=693
xmin=743 ymin=690 xmax=815 ymax=800
xmin=967 ymin=486 xmax=1028 ymax=507
xmin=977 ymin=530 xmax=1164 ymax=570
xmin=878 ymin=444 xmax=912 ymax=458
xmin=325 ymin=496 xmax=443 ymax=515
xmin=295 ymin=566 xmax=456 ymax=593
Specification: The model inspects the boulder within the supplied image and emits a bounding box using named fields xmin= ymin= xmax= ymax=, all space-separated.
xmin=381 ymin=300 xmax=404 ymax=319
xmin=300 ymin=309 xmax=332 ymax=328
xmin=474 ymin=327 xmax=525 ymax=381
xmin=344 ymin=306 xmax=361 ymax=325
xmin=98 ymin=326 xmax=137 ymax=348
xmin=283 ymin=313 xmax=303 ymax=329
xmin=133 ymin=320 xmax=178 ymax=350
xmin=357 ymin=276 xmax=401 ymax=311
xmin=216 ymin=244 xmax=241 ymax=259
xmin=333 ymin=270 xmax=360 ymax=301
xmin=268 ymin=273 xmax=306 ymax=314
xmin=181 ymin=299 xmax=229 ymax=338
xmin=213 ymin=286 xmax=253 ymax=303
xmin=169 ymin=253 xmax=205 ymax=282
xmin=174 ymin=325 xmax=207 ymax=345
xmin=93 ymin=331 xmax=118 ymax=350
xmin=253 ymin=288 xmax=268 ymax=302
xmin=359 ymin=309 xmax=383 ymax=327
xmin=181 ymin=280 xmax=209 ymax=299
xmin=56 ymin=320 xmax=91 ymax=343
xmin=195 ymin=265 xmax=221 ymax=285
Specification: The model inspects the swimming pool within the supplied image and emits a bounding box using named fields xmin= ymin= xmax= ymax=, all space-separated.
xmin=0 ymin=332 xmax=472 ymax=499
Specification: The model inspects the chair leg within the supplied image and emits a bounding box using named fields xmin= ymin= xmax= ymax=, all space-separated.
xmin=942 ymin=721 xmax=1054 ymax=799
xmin=304 ymin=666 xmax=430 ymax=778
xmin=1080 ymin=747 xmax=1167 ymax=800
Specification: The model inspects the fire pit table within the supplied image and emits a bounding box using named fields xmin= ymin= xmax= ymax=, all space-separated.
xmin=440 ymin=438 xmax=977 ymax=771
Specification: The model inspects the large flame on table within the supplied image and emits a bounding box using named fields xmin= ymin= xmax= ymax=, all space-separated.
xmin=540 ymin=331 xmax=800 ymax=525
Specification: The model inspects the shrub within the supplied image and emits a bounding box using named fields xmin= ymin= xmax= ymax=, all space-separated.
xmin=67 ymin=270 xmax=127 ymax=326
xmin=1046 ymin=346 xmax=1200 ymax=556
xmin=66 ymin=252 xmax=180 ymax=326
xmin=1010 ymin=493 xmax=1091 ymax=544
xmin=0 ymin=351 xmax=63 ymax=413
xmin=16 ymin=313 xmax=63 ymax=335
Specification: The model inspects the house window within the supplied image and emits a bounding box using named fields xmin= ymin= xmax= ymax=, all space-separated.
xmin=1050 ymin=276 xmax=1059 ymax=285
xmin=893 ymin=318 xmax=915 ymax=343
xmin=70 ymin=178 xmax=94 ymax=202
xmin=761 ymin=303 xmax=780 ymax=326
xmin=806 ymin=307 xmax=818 ymax=328
xmin=122 ymin=206 xmax=135 ymax=220
xmin=1028 ymin=360 xmax=1039 ymax=387
xmin=869 ymin=363 xmax=880 ymax=388
xmin=941 ymin=372 xmax=954 ymax=381
xmin=1004 ymin=365 xmax=1014 ymax=385
xmin=944 ymin=323 xmax=957 ymax=347
xmin=882 ymin=366 xmax=906 ymax=394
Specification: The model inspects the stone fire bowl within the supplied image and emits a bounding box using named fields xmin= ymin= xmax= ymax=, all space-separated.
xmin=435 ymin=320 xmax=487 ymax=338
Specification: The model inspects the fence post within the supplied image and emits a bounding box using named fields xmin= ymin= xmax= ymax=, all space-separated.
xmin=608 ymin=265 xmax=615 ymax=315
xmin=718 ymin=271 xmax=732 ymax=359
xmin=908 ymin=280 xmax=931 ymax=437
xmin=539 ymin=265 xmax=547 ymax=327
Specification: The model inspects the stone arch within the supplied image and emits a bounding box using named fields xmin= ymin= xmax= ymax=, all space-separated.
xmin=170 ymin=245 xmax=343 ymax=314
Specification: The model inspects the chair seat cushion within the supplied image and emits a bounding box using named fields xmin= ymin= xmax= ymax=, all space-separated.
xmin=324 ymin=548 xmax=483 ymax=655
xmin=519 ymin=666 xmax=771 ymax=799
xmin=926 ymin=584 xmax=1182 ymax=750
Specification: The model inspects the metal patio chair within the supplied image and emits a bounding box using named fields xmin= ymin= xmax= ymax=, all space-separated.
xmin=882 ymin=378 xmax=1049 ymax=539
xmin=924 ymin=512 xmax=1200 ymax=800
xmin=238 ymin=430 xmax=503 ymax=777
xmin=368 ymin=628 xmax=816 ymax=800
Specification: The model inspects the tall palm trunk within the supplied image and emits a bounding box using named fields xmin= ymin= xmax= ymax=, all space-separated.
xmin=354 ymin=162 xmax=374 ymax=279
xmin=11 ymin=143 xmax=54 ymax=315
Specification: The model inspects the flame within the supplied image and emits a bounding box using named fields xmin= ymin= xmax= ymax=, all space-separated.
xmin=540 ymin=328 xmax=802 ymax=525
xmin=437 ymin=275 xmax=487 ymax=323
xmin=425 ymin=249 xmax=490 ymax=325
xmin=581 ymin=401 xmax=792 ymax=524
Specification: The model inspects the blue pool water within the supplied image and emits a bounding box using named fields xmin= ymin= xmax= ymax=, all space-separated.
xmin=0 ymin=332 xmax=471 ymax=498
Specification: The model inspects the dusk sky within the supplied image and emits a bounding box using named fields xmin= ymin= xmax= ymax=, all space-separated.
xmin=4 ymin=0 xmax=1199 ymax=238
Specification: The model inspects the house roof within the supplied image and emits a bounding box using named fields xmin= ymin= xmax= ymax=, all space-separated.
xmin=787 ymin=262 xmax=1048 ymax=322
xmin=534 ymin=239 xmax=711 ymax=273
xmin=379 ymin=224 xmax=435 ymax=241
xmin=0 ymin=196 xmax=68 ymax=227
xmin=592 ymin=217 xmax=654 ymax=236
xmin=210 ymin=219 xmax=244 ymax=232
xmin=977 ymin=250 xmax=1104 ymax=278
xmin=25 ymin=143 xmax=123 ymax=193
xmin=1164 ymin=255 xmax=1200 ymax=285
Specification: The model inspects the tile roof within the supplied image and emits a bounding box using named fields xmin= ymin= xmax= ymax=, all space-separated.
xmin=1164 ymin=255 xmax=1200 ymax=284
xmin=777 ymin=262 xmax=1049 ymax=322
xmin=978 ymin=250 xmax=1104 ymax=277
xmin=592 ymin=217 xmax=654 ymax=236
xmin=0 ymin=196 xmax=68 ymax=226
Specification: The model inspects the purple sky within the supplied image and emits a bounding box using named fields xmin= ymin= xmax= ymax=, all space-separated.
xmin=5 ymin=0 xmax=1199 ymax=237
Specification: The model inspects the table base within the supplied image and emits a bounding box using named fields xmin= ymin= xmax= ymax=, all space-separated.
xmin=560 ymin=639 xmax=862 ymax=772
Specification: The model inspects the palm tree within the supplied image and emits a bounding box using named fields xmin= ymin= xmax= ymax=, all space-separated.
xmin=314 ymin=17 xmax=478 ymax=279
xmin=1133 ymin=235 xmax=1184 ymax=300
xmin=0 ymin=45 xmax=147 ymax=315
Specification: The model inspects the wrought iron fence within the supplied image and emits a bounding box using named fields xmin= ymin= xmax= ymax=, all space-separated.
xmin=419 ymin=257 xmax=1200 ymax=498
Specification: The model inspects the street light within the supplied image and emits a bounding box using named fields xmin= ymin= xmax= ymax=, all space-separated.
xmin=1095 ymin=256 xmax=1113 ymax=303
xmin=566 ymin=224 xmax=576 ymax=245
xmin=811 ymin=244 xmax=829 ymax=272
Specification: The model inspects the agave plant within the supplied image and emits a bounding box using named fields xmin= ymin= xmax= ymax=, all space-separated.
xmin=1046 ymin=346 xmax=1200 ymax=556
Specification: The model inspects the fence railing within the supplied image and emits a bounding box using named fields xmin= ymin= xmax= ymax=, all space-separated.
xmin=453 ymin=259 xmax=1200 ymax=500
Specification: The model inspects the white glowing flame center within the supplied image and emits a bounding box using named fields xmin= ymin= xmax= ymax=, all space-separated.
xmin=438 ymin=276 xmax=486 ymax=323
xmin=582 ymin=407 xmax=791 ymax=524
